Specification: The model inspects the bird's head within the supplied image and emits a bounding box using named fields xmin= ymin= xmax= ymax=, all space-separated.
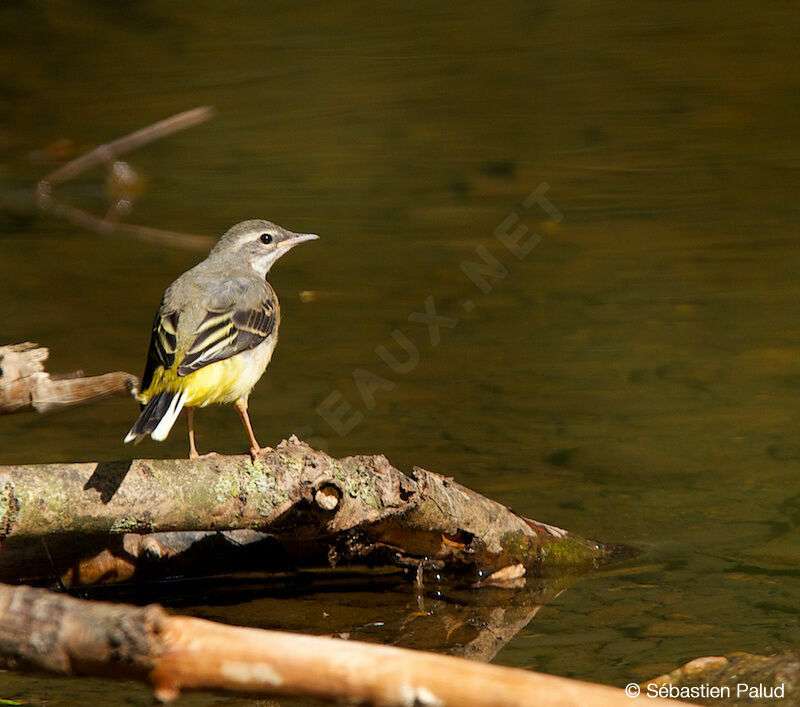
xmin=210 ymin=219 xmax=319 ymax=277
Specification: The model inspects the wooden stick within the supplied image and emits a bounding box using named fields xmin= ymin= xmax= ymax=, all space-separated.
xmin=0 ymin=582 xmax=683 ymax=706
xmin=33 ymin=106 xmax=217 ymax=250
xmin=49 ymin=201 xmax=214 ymax=251
xmin=0 ymin=343 xmax=137 ymax=415
xmin=38 ymin=106 xmax=215 ymax=188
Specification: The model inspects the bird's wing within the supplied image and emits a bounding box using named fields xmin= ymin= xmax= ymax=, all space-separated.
xmin=140 ymin=307 xmax=179 ymax=393
xmin=176 ymin=279 xmax=277 ymax=376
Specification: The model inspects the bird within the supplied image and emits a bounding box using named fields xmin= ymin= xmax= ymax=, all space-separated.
xmin=124 ymin=219 xmax=318 ymax=459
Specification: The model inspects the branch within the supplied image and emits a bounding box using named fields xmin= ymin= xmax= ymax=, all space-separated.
xmin=0 ymin=342 xmax=137 ymax=415
xmin=47 ymin=202 xmax=215 ymax=251
xmin=0 ymin=582 xmax=677 ymax=706
xmin=37 ymin=106 xmax=215 ymax=188
xmin=0 ymin=438 xmax=617 ymax=579
xmin=33 ymin=106 xmax=216 ymax=250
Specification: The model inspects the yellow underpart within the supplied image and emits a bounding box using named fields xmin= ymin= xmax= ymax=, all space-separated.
xmin=139 ymin=356 xmax=251 ymax=408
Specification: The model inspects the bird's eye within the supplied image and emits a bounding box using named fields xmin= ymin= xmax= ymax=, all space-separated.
xmin=259 ymin=233 xmax=273 ymax=245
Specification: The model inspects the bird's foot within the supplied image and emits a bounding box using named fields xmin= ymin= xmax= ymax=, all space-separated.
xmin=249 ymin=445 xmax=274 ymax=461
xmin=189 ymin=450 xmax=220 ymax=461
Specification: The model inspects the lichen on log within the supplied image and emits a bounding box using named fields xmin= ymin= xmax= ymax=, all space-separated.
xmin=0 ymin=437 xmax=618 ymax=580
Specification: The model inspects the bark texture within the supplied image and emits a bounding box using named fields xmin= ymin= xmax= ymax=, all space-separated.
xmin=0 ymin=342 xmax=137 ymax=415
xmin=0 ymin=437 xmax=614 ymax=580
xmin=0 ymin=582 xmax=682 ymax=706
xmin=643 ymin=653 xmax=800 ymax=704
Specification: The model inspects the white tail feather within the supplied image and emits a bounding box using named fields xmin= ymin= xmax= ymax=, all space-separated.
xmin=151 ymin=390 xmax=188 ymax=441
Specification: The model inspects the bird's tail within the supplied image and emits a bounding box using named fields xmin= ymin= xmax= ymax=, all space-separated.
xmin=124 ymin=390 xmax=188 ymax=444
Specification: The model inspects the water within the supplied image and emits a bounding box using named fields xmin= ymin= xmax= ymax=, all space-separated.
xmin=1 ymin=1 xmax=799 ymax=703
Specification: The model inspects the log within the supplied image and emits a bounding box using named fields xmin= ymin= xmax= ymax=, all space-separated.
xmin=0 ymin=437 xmax=617 ymax=580
xmin=0 ymin=342 xmax=137 ymax=415
xmin=643 ymin=653 xmax=798 ymax=702
xmin=0 ymin=582 xmax=683 ymax=706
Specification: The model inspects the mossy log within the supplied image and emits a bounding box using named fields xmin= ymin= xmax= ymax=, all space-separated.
xmin=0 ymin=437 xmax=616 ymax=582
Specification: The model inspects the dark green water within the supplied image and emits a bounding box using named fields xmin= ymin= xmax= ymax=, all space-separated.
xmin=2 ymin=1 xmax=799 ymax=703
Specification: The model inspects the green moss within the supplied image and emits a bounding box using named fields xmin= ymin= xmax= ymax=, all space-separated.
xmin=243 ymin=459 xmax=289 ymax=515
xmin=110 ymin=515 xmax=148 ymax=533
xmin=13 ymin=493 xmax=54 ymax=536
xmin=357 ymin=483 xmax=381 ymax=509
xmin=331 ymin=462 xmax=347 ymax=483
xmin=0 ymin=480 xmax=18 ymax=536
xmin=499 ymin=530 xmax=600 ymax=572
xmin=281 ymin=454 xmax=303 ymax=474
xmin=499 ymin=530 xmax=529 ymax=558
xmin=335 ymin=459 xmax=382 ymax=509
xmin=539 ymin=535 xmax=599 ymax=570
xmin=214 ymin=468 xmax=242 ymax=504
xmin=13 ymin=484 xmax=73 ymax=536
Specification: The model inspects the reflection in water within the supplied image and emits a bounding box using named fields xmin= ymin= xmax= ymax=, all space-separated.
xmin=1 ymin=0 xmax=799 ymax=702
xmin=90 ymin=569 xmax=569 ymax=665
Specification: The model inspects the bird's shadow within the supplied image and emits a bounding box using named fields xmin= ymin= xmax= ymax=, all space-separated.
xmin=84 ymin=460 xmax=133 ymax=504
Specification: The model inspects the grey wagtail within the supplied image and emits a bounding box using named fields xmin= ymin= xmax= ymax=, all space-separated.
xmin=124 ymin=219 xmax=318 ymax=459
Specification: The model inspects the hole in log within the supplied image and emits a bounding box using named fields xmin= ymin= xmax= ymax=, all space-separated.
xmin=314 ymin=484 xmax=341 ymax=511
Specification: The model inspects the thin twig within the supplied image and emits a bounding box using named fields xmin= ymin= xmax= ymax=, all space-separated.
xmin=32 ymin=106 xmax=217 ymax=251
xmin=38 ymin=106 xmax=215 ymax=188
xmin=49 ymin=201 xmax=214 ymax=251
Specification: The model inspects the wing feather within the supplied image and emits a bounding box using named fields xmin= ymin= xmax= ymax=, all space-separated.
xmin=177 ymin=293 xmax=277 ymax=376
xmin=140 ymin=309 xmax=178 ymax=393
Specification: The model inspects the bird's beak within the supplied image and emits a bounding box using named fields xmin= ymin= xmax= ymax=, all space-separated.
xmin=283 ymin=232 xmax=319 ymax=249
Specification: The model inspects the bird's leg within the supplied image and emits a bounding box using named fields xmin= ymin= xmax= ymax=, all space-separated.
xmin=187 ymin=408 xmax=220 ymax=460
xmin=187 ymin=407 xmax=200 ymax=459
xmin=235 ymin=398 xmax=270 ymax=460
